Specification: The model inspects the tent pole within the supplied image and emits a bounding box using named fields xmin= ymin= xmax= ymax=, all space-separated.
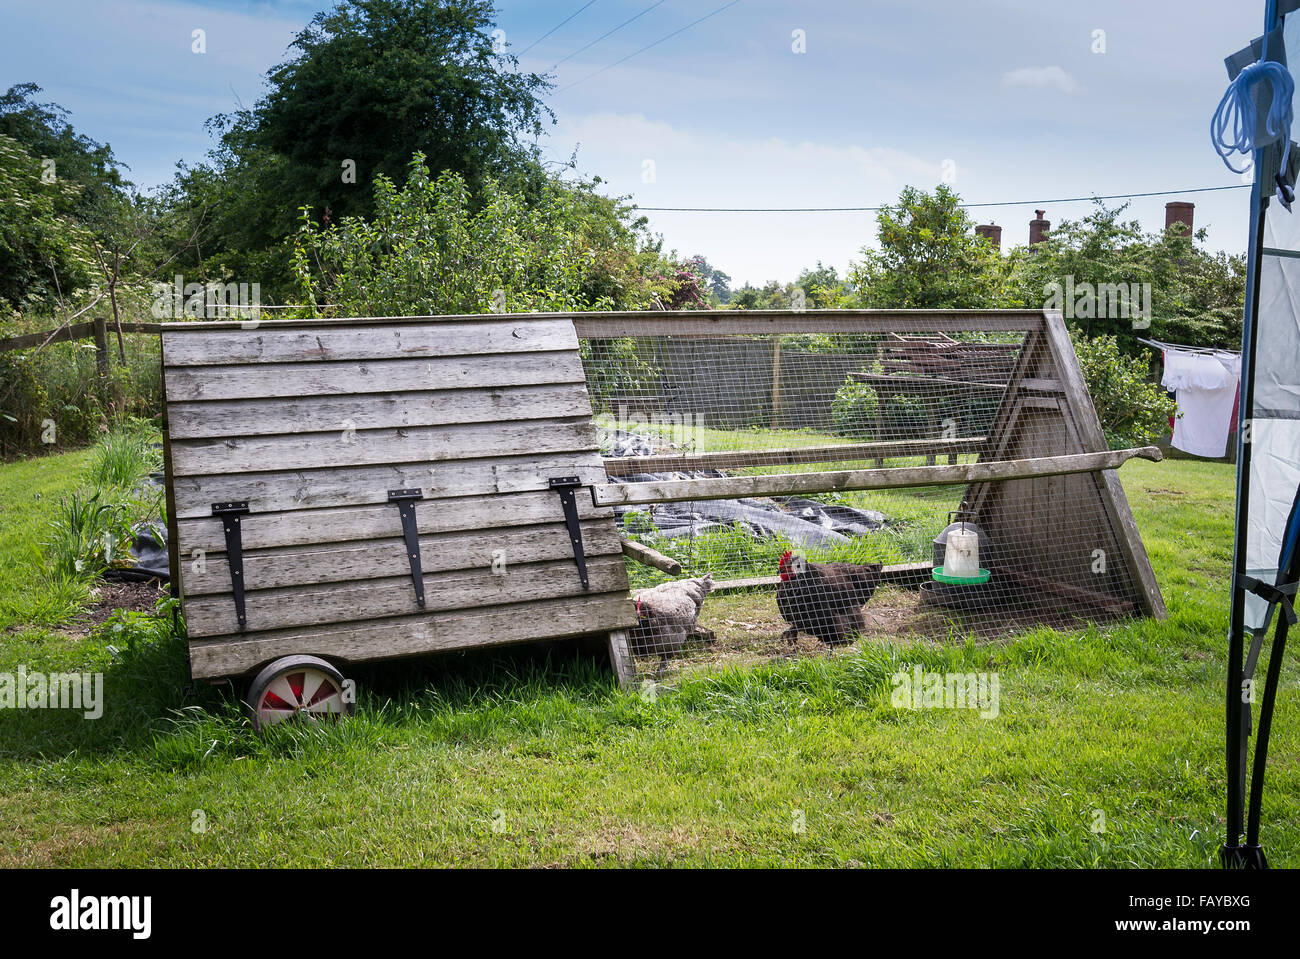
xmin=1244 ymin=616 xmax=1288 ymax=864
xmin=1223 ymin=0 xmax=1278 ymax=864
xmin=1224 ymin=194 xmax=1265 ymax=863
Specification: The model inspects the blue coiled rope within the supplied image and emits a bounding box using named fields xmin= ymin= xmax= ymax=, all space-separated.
xmin=1211 ymin=51 xmax=1295 ymax=202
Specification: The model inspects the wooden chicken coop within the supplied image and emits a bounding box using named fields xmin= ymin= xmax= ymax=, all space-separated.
xmin=160 ymin=314 xmax=638 ymax=726
xmin=160 ymin=308 xmax=1166 ymax=704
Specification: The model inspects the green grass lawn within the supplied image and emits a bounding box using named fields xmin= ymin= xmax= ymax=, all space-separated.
xmin=0 ymin=450 xmax=1296 ymax=867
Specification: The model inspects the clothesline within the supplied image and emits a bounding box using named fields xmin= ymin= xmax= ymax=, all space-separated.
xmin=1137 ymin=336 xmax=1240 ymax=357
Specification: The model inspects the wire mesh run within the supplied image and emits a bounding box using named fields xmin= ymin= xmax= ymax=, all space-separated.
xmin=578 ymin=316 xmax=1148 ymax=681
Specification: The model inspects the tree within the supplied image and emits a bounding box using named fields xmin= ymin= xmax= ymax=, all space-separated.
xmin=796 ymin=261 xmax=850 ymax=308
xmin=685 ymin=254 xmax=732 ymax=303
xmin=0 ymin=83 xmax=128 ymax=217
xmin=0 ymin=133 xmax=94 ymax=311
xmin=185 ymin=0 xmax=553 ymax=290
xmin=849 ymin=184 xmax=1011 ymax=308
xmin=1012 ymin=200 xmax=1245 ymax=354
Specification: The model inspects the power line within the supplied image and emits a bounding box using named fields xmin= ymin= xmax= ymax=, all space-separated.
xmin=517 ymin=1 xmax=601 ymax=57
xmin=549 ymin=0 xmax=669 ymax=71
xmin=559 ymin=0 xmax=742 ymax=91
xmin=633 ymin=183 xmax=1251 ymax=212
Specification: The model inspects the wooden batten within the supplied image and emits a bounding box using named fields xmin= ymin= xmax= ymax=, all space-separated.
xmin=593 ymin=448 xmax=1162 ymax=506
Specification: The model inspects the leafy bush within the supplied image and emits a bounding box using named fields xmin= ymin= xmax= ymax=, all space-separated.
xmin=0 ymin=330 xmax=160 ymax=457
xmin=1070 ymin=332 xmax=1177 ymax=449
xmin=582 ymin=338 xmax=663 ymax=416
xmin=831 ymin=376 xmax=879 ymax=438
xmin=292 ymin=153 xmax=671 ymax=316
xmin=880 ymin=391 xmax=930 ymax=439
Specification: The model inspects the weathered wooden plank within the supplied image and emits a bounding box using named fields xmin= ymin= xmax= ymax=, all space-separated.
xmin=188 ymin=592 xmax=637 ymax=678
xmin=162 ymin=309 xmax=1047 ymax=335
xmin=185 ymin=520 xmax=623 ymax=595
xmin=163 ymin=351 xmax=585 ymax=401
xmin=1018 ymin=377 xmax=1063 ymax=393
xmin=572 ymin=310 xmax=1046 ymax=338
xmin=161 ymin=319 xmax=578 ymax=367
xmin=169 ymin=418 xmax=598 ymax=475
xmin=601 ymin=437 xmax=987 ymax=476
xmin=620 ymin=539 xmax=681 ymax=575
xmin=176 ymin=489 xmax=612 ymax=553
xmin=167 ymin=383 xmax=594 ymax=440
xmin=607 ymin=629 xmax=636 ymax=687
xmin=711 ymin=562 xmax=932 ymax=592
xmin=594 ymin=448 xmax=1164 ymax=506
xmin=169 ymin=453 xmax=609 ymax=519
xmin=184 ymin=556 xmax=629 ymax=638
xmin=0 ymin=320 xmax=160 ymax=354
xmin=998 ymin=566 xmax=1135 ymax=615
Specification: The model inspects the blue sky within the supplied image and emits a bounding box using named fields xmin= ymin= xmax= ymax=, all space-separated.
xmin=0 ymin=0 xmax=1265 ymax=285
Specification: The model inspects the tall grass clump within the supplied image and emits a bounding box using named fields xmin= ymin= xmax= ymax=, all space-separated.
xmin=87 ymin=418 xmax=160 ymax=491
xmin=36 ymin=423 xmax=165 ymax=596
xmin=40 ymin=488 xmax=135 ymax=581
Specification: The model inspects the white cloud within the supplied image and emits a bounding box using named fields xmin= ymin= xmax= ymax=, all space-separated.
xmin=1001 ymin=65 xmax=1081 ymax=95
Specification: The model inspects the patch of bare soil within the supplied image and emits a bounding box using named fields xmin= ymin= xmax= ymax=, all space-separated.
xmin=84 ymin=578 xmax=167 ymax=629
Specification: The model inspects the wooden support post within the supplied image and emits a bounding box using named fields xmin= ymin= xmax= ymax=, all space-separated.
xmin=770 ymin=336 xmax=782 ymax=429
xmin=607 ymin=629 xmax=636 ymax=688
xmin=92 ymin=315 xmax=110 ymax=379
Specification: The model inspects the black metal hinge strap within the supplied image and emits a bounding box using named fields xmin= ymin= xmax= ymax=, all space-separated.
xmin=388 ymin=489 xmax=426 ymax=607
xmin=550 ymin=476 xmax=589 ymax=590
xmin=211 ymin=501 xmax=251 ymax=629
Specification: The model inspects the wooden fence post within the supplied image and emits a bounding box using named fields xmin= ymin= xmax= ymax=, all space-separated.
xmin=92 ymin=315 xmax=110 ymax=379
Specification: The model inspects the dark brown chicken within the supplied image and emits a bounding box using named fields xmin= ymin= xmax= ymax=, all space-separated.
xmin=776 ymin=551 xmax=882 ymax=648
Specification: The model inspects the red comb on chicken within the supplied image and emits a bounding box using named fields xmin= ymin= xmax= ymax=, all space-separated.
xmin=776 ymin=551 xmax=882 ymax=649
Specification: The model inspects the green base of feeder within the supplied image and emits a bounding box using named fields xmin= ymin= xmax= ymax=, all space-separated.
xmin=931 ymin=566 xmax=991 ymax=585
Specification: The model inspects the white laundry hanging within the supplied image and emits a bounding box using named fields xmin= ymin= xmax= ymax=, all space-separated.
xmin=1162 ymin=348 xmax=1242 ymax=458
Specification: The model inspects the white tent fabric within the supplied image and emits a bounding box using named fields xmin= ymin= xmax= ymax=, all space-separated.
xmin=1242 ymin=13 xmax=1300 ymax=634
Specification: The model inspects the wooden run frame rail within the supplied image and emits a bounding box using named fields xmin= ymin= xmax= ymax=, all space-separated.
xmin=592 ymin=447 xmax=1164 ymax=506
xmin=601 ymin=437 xmax=988 ymax=476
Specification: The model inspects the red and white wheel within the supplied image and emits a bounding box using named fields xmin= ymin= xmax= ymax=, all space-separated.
xmin=244 ymin=655 xmax=352 ymax=732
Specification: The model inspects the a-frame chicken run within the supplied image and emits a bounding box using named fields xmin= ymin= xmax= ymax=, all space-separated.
xmin=577 ymin=308 xmax=1166 ymax=681
xmin=160 ymin=308 xmax=1166 ymax=711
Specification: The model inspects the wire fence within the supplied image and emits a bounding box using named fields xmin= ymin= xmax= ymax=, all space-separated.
xmin=578 ymin=315 xmax=1149 ymax=680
